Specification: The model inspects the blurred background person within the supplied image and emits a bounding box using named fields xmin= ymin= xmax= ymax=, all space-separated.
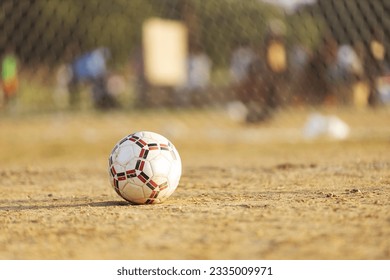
xmin=176 ymin=43 xmax=212 ymax=107
xmin=300 ymin=33 xmax=338 ymax=105
xmin=229 ymin=39 xmax=257 ymax=87
xmin=68 ymin=47 xmax=118 ymax=110
xmin=234 ymin=19 xmax=288 ymax=123
xmin=1 ymin=48 xmax=19 ymax=109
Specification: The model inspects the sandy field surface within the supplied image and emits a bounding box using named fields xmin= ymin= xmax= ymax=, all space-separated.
xmin=0 ymin=107 xmax=389 ymax=259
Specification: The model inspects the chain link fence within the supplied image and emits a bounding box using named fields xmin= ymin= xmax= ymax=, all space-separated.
xmin=0 ymin=0 xmax=389 ymax=120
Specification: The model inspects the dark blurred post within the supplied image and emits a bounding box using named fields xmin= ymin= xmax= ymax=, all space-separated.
xmin=132 ymin=45 xmax=149 ymax=108
xmin=263 ymin=20 xmax=288 ymax=108
xmin=365 ymin=29 xmax=386 ymax=106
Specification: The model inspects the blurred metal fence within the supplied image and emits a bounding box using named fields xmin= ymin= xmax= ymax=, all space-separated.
xmin=0 ymin=0 xmax=389 ymax=120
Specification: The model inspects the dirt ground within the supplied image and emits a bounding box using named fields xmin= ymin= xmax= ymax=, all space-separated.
xmin=0 ymin=106 xmax=389 ymax=260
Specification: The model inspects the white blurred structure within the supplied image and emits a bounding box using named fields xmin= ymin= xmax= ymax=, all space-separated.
xmin=303 ymin=113 xmax=350 ymax=140
xmin=226 ymin=101 xmax=249 ymax=122
xmin=143 ymin=18 xmax=188 ymax=87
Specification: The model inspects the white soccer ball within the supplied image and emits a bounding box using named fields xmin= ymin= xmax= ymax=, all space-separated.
xmin=108 ymin=131 xmax=182 ymax=204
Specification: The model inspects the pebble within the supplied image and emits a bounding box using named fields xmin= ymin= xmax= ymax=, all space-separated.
xmin=350 ymin=188 xmax=362 ymax=194
xmin=326 ymin=193 xmax=337 ymax=198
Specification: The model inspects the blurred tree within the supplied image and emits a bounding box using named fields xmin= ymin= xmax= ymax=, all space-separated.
xmin=0 ymin=0 xmax=157 ymax=66
xmin=0 ymin=0 xmax=324 ymax=68
xmin=286 ymin=7 xmax=325 ymax=51
xmin=192 ymin=0 xmax=283 ymax=67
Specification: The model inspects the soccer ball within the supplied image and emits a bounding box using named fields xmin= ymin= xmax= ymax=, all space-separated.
xmin=108 ymin=131 xmax=182 ymax=204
